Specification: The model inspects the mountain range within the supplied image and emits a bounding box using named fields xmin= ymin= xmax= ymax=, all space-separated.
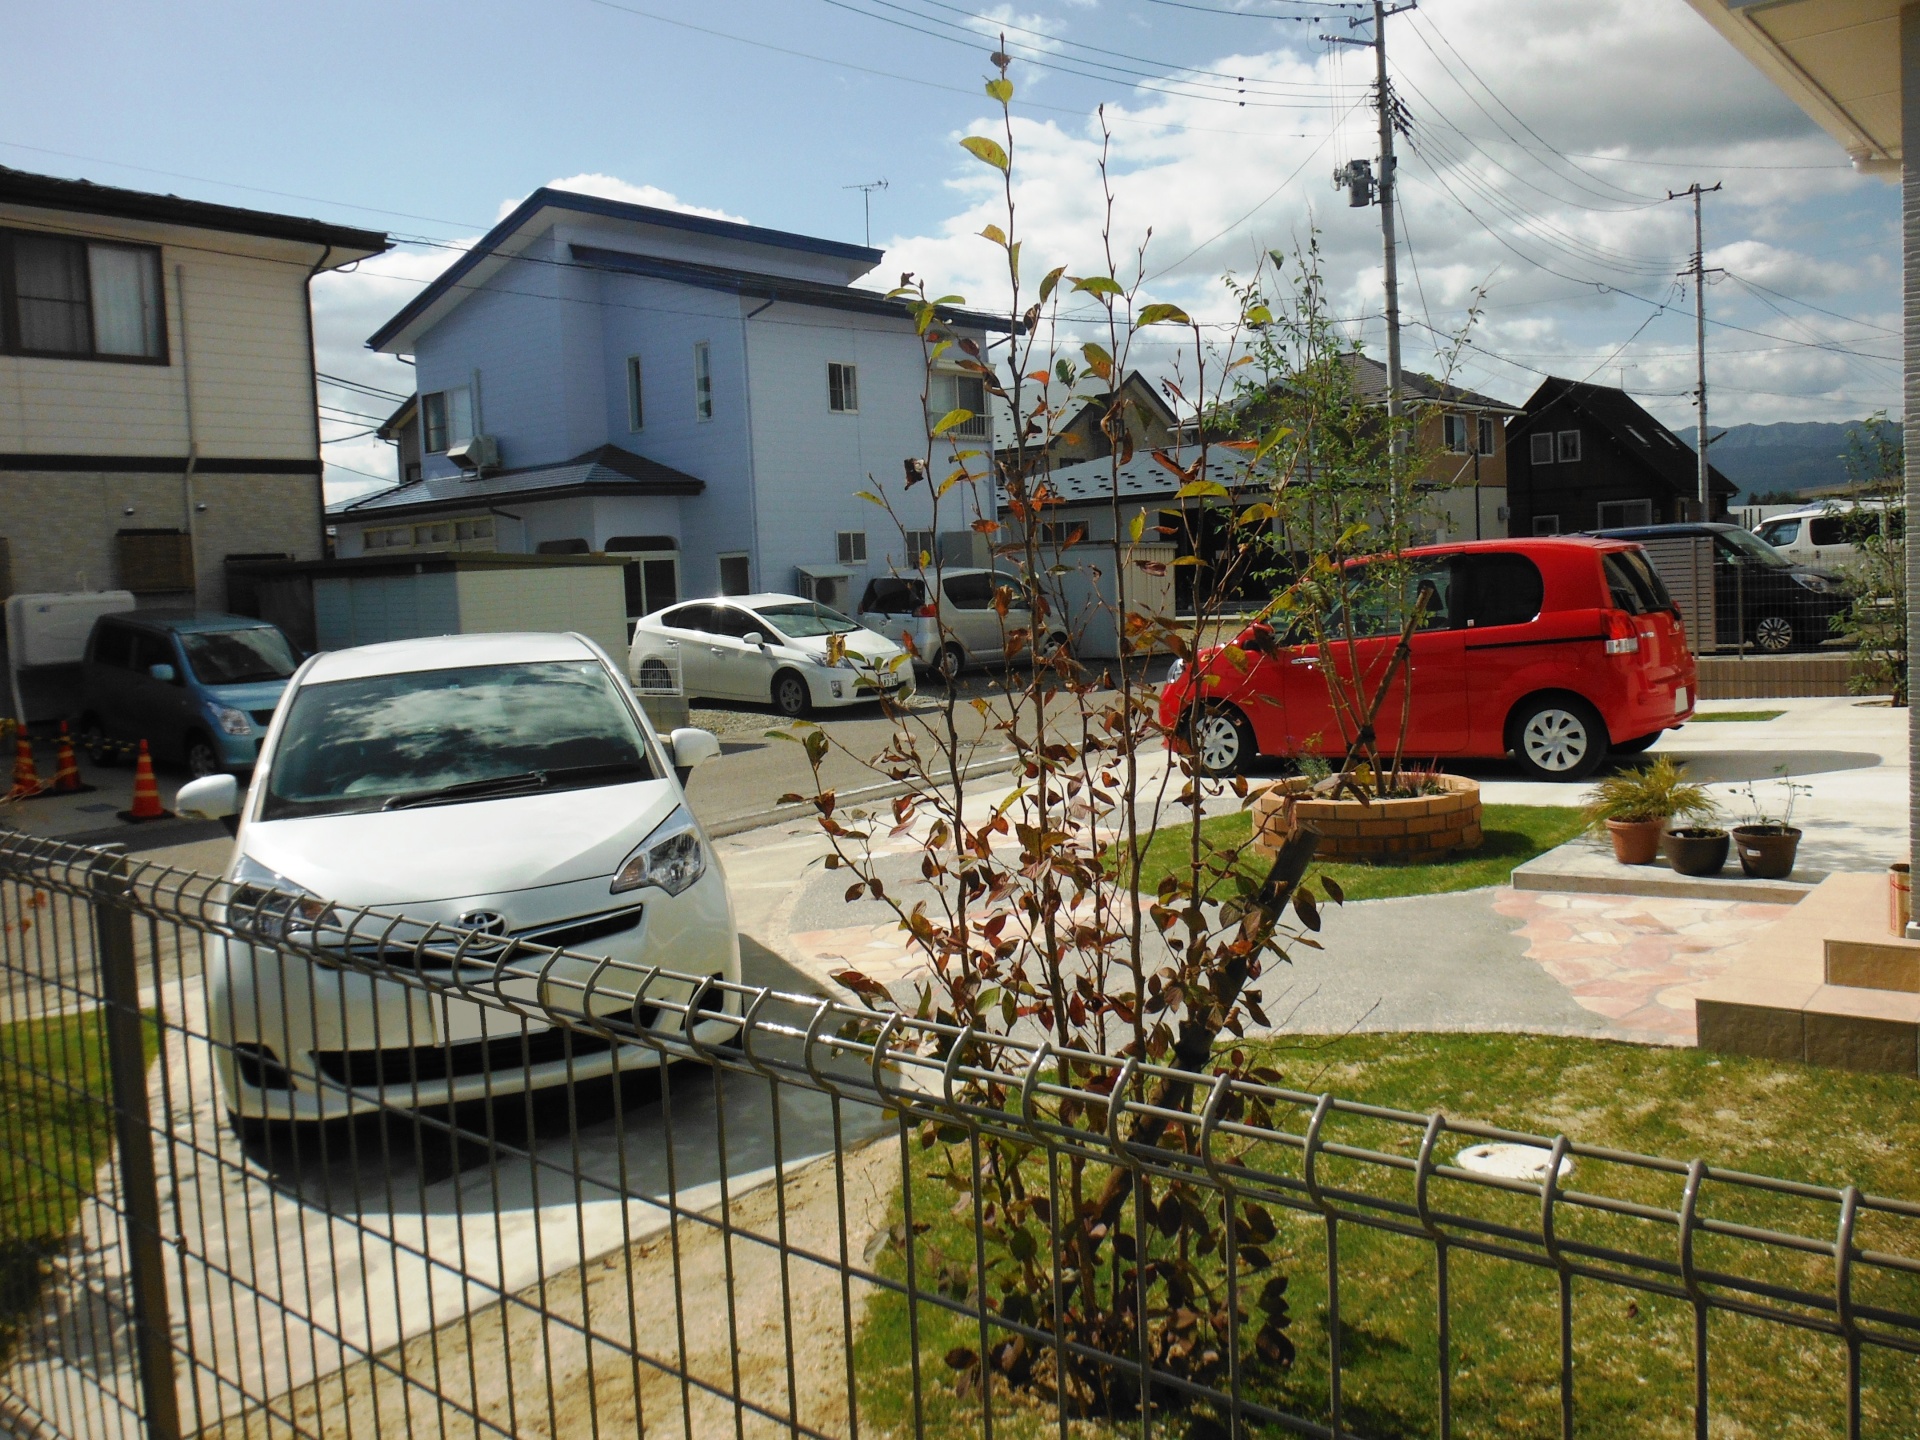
xmin=1681 ymin=419 xmax=1900 ymax=499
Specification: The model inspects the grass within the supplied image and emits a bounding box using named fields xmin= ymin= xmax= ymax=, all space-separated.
xmin=1129 ymin=803 xmax=1584 ymax=902
xmin=853 ymin=1033 xmax=1920 ymax=1439
xmin=0 ymin=1008 xmax=156 ymax=1365
xmin=1688 ymin=709 xmax=1786 ymax=723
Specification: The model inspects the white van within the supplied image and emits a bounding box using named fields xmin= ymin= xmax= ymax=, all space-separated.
xmin=1752 ymin=502 xmax=1897 ymax=570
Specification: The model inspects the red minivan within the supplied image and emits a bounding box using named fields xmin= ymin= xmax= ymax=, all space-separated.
xmin=1159 ymin=538 xmax=1696 ymax=782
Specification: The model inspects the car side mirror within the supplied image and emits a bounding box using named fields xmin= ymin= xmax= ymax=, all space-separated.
xmin=669 ymin=726 xmax=721 ymax=786
xmin=742 ymin=631 xmax=765 ymax=648
xmin=176 ymin=773 xmax=239 ymax=821
xmin=148 ymin=663 xmax=176 ymax=683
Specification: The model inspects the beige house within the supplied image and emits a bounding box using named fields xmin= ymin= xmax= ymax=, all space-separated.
xmin=0 ymin=166 xmax=387 ymax=609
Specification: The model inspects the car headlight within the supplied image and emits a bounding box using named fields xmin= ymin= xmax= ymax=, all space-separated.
xmin=1167 ymin=656 xmax=1186 ymax=683
xmin=226 ymin=855 xmax=339 ymax=944
xmin=836 ymin=652 xmax=863 ymax=670
xmin=1791 ymin=573 xmax=1835 ymax=593
xmin=213 ymin=705 xmax=251 ymax=736
xmin=611 ymin=806 xmax=707 ymax=896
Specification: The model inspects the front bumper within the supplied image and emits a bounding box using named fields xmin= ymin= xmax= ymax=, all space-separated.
xmin=209 ymin=864 xmax=741 ymax=1121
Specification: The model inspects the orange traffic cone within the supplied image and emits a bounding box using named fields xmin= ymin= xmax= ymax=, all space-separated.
xmin=8 ymin=734 xmax=44 ymax=799
xmin=52 ymin=723 xmax=82 ymax=793
xmin=120 ymin=741 xmax=169 ymax=822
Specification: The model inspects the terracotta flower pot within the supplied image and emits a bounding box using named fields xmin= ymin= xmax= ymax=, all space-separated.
xmin=1606 ymin=817 xmax=1665 ymax=866
xmin=1891 ymin=862 xmax=1911 ymax=937
xmin=1732 ymin=824 xmax=1801 ymax=880
xmin=1663 ymin=827 xmax=1729 ymax=877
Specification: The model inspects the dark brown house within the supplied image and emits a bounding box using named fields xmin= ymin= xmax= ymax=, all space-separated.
xmin=1507 ymin=377 xmax=1736 ymax=535
xmin=1044 ymin=370 xmax=1178 ymax=465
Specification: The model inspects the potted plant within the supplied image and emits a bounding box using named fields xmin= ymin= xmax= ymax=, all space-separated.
xmin=1732 ymin=770 xmax=1811 ymax=880
xmin=1582 ymin=757 xmax=1717 ymax=866
xmin=1664 ymin=825 xmax=1730 ymax=877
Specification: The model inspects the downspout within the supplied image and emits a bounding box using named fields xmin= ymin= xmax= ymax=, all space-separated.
xmin=176 ymin=264 xmax=201 ymax=603
xmin=737 ymin=297 xmax=775 ymax=592
xmin=301 ymin=244 xmax=335 ymax=564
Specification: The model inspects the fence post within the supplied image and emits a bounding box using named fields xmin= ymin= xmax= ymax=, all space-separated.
xmin=89 ymin=850 xmax=180 ymax=1440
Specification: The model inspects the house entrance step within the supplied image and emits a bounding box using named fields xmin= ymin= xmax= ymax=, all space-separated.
xmin=1825 ymin=936 xmax=1920 ymax=994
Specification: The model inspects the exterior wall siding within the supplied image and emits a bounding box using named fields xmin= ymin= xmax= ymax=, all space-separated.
xmin=452 ymin=566 xmax=626 ymax=658
xmin=312 ymin=571 xmax=460 ymax=650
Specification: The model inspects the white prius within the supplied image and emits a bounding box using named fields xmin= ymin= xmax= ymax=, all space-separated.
xmin=175 ymin=631 xmax=736 ymax=1125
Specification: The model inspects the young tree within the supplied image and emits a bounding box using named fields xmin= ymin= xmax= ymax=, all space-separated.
xmin=1831 ymin=413 xmax=1906 ymax=705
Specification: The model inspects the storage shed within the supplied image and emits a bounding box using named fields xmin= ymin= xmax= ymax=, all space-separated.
xmin=225 ymin=553 xmax=629 ymax=659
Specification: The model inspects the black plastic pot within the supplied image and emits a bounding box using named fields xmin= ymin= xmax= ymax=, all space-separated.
xmin=1732 ymin=824 xmax=1801 ymax=881
xmin=1663 ymin=827 xmax=1729 ymax=877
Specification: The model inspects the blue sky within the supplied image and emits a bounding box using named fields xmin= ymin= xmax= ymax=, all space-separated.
xmin=3 ymin=0 xmax=1900 ymax=500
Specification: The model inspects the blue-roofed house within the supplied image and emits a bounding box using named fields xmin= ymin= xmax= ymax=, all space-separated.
xmin=333 ymin=187 xmax=1008 ymax=628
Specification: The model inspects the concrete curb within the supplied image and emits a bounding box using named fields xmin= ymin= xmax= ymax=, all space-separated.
xmin=1511 ymin=849 xmax=1818 ymax=905
xmin=704 ymin=752 xmax=1021 ymax=840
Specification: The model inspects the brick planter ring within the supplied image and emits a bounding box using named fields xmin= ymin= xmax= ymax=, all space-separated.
xmin=1251 ymin=775 xmax=1483 ymax=864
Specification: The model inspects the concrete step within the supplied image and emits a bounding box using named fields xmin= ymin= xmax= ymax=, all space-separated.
xmin=1695 ymin=872 xmax=1920 ymax=1075
xmin=1825 ymin=936 xmax=1920 ymax=993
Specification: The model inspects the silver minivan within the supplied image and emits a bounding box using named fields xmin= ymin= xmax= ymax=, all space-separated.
xmin=857 ymin=568 xmax=1061 ymax=676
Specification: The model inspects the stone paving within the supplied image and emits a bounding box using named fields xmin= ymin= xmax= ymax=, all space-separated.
xmin=1489 ymin=888 xmax=1794 ymax=1044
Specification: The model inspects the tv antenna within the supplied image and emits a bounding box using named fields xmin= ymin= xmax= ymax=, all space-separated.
xmin=844 ymin=178 xmax=888 ymax=248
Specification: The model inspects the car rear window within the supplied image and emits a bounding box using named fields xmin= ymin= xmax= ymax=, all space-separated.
xmin=1602 ymin=550 xmax=1672 ymax=615
xmin=943 ymin=572 xmax=995 ymax=610
xmin=860 ymin=577 xmax=925 ymax=615
xmin=1454 ymin=553 xmax=1544 ymax=628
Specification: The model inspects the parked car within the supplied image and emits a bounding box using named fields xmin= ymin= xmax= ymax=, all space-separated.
xmin=1753 ymin=501 xmax=1900 ymax=570
xmin=77 ymin=611 xmax=302 ymax=777
xmin=173 ymin=630 xmax=733 ymax=1124
xmin=856 ymin=568 xmax=1066 ymax=676
xmin=1158 ymin=538 xmax=1696 ymax=782
xmin=1588 ymin=521 xmax=1849 ymax=653
xmin=630 ymin=593 xmax=914 ymax=717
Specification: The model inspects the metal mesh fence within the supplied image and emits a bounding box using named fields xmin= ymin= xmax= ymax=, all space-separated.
xmin=1 ymin=830 xmax=1916 ymax=1438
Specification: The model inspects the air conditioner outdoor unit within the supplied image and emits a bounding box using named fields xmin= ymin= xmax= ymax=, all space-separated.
xmin=448 ymin=435 xmax=501 ymax=474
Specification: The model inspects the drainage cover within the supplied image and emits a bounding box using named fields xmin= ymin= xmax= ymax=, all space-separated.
xmin=1454 ymin=1142 xmax=1574 ymax=1183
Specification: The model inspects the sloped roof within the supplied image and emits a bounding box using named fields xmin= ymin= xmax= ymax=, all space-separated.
xmin=328 ymin=443 xmax=704 ymax=520
xmin=1516 ymin=377 xmax=1738 ymax=499
xmin=1340 ymin=351 xmax=1521 ymax=414
xmin=997 ymin=445 xmax=1251 ymax=509
xmin=0 ymin=165 xmax=387 ymax=263
xmin=567 ymin=245 xmax=1013 ymax=332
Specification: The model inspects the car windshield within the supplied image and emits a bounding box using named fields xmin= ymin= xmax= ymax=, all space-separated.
xmin=753 ymin=602 xmax=860 ymax=639
xmin=180 ymin=627 xmax=299 ymax=686
xmin=1716 ymin=527 xmax=1791 ymax=569
xmin=262 ymin=660 xmax=654 ymax=819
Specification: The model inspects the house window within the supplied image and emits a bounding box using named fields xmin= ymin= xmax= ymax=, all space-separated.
xmin=403 ymin=462 xmax=422 ymax=484
xmin=694 ymin=341 xmax=713 ymax=420
xmin=1529 ymin=432 xmax=1554 ymax=466
xmin=717 ymin=552 xmax=750 ymax=595
xmin=454 ymin=517 xmax=494 ymax=547
xmin=904 ymin=529 xmax=936 ymax=565
xmin=606 ymin=535 xmax=679 ymax=619
xmin=626 ymin=355 xmax=645 ymax=431
xmin=1477 ymin=417 xmax=1496 ymax=456
xmin=413 ymin=522 xmax=452 ymax=548
xmin=828 ymin=362 xmax=859 ymax=413
xmin=1443 ymin=415 xmax=1469 ymax=454
xmin=1556 ymin=430 xmax=1582 ymax=463
xmin=535 ymin=538 xmax=591 ymax=555
xmin=1532 ymin=515 xmax=1561 ymax=536
xmin=0 ymin=230 xmax=164 ymax=360
xmin=929 ymin=372 xmax=988 ymax=439
xmin=422 ymin=387 xmax=473 ymax=454
xmin=836 ymin=531 xmax=867 ymax=565
xmin=1596 ymin=499 xmax=1653 ymax=529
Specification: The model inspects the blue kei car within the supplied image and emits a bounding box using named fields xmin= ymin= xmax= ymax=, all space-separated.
xmin=77 ymin=612 xmax=301 ymax=777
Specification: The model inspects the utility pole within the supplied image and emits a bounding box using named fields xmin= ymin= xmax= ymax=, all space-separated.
xmin=1668 ymin=182 xmax=1722 ymax=519
xmin=844 ymin=178 xmax=888 ymax=248
xmin=1327 ymin=2 xmax=1415 ymax=529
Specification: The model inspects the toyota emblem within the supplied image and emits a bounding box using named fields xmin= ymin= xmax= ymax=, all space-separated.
xmin=456 ymin=910 xmax=510 ymax=950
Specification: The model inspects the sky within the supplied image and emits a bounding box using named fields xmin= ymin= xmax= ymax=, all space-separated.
xmin=2 ymin=0 xmax=1900 ymax=502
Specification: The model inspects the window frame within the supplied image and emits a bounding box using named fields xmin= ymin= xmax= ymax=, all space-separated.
xmin=421 ymin=387 xmax=473 ymax=455
xmin=694 ymin=341 xmax=714 ymax=421
xmin=626 ymin=354 xmax=645 ymax=432
xmin=1442 ymin=414 xmax=1469 ymax=454
xmin=1532 ymin=514 xmax=1561 ymax=536
xmin=929 ymin=371 xmax=989 ymax=440
xmin=1529 ymin=431 xmax=1554 ymax=466
xmin=717 ymin=551 xmax=750 ymax=595
xmin=1596 ymin=498 xmax=1653 ymax=530
xmin=903 ymin=529 xmax=936 ymax=566
xmin=836 ymin=530 xmax=867 ymax=565
xmin=1556 ymin=429 xmax=1582 ymax=463
xmin=1477 ymin=416 xmax=1497 ymax=456
xmin=0 ymin=228 xmax=169 ymax=365
xmin=827 ymin=361 xmax=859 ymax=414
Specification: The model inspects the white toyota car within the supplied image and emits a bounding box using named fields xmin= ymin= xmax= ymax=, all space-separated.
xmin=627 ymin=593 xmax=913 ymax=717
xmin=175 ymin=631 xmax=736 ymax=1125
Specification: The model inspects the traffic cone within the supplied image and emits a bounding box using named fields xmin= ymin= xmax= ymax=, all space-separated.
xmin=52 ymin=723 xmax=82 ymax=793
xmin=8 ymin=735 xmax=44 ymax=800
xmin=119 ymin=741 xmax=169 ymax=823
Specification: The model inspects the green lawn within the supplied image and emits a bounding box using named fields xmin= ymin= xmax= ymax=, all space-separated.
xmin=0 ymin=1008 xmax=155 ymax=1365
xmin=1130 ymin=803 xmax=1584 ymax=902
xmin=1688 ymin=709 xmax=1786 ymax=723
xmin=854 ymin=1033 xmax=1920 ymax=1439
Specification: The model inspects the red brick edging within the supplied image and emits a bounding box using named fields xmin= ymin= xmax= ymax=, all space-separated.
xmin=1250 ymin=774 xmax=1484 ymax=864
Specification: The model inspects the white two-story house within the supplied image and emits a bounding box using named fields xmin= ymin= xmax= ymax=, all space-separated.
xmin=0 ymin=165 xmax=388 ymax=608
xmin=335 ymin=187 xmax=1007 ymax=625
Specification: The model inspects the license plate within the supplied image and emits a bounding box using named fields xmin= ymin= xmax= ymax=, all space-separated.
xmin=1674 ymin=686 xmax=1688 ymax=713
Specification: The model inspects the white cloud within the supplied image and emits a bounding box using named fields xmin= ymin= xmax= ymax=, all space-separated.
xmin=514 ymin=174 xmax=747 ymax=224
